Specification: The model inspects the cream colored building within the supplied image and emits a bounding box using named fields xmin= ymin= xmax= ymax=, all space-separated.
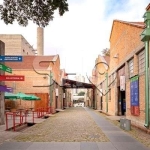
xmin=0 ymin=34 xmax=36 ymax=55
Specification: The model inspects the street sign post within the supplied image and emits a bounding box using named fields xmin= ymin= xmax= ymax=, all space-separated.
xmin=0 ymin=85 xmax=13 ymax=92
xmin=0 ymin=56 xmax=22 ymax=62
xmin=0 ymin=63 xmax=12 ymax=73
xmin=0 ymin=75 xmax=24 ymax=81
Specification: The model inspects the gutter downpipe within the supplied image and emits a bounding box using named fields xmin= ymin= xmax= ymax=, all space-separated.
xmin=141 ymin=9 xmax=150 ymax=128
xmin=145 ymin=41 xmax=149 ymax=128
xmin=50 ymin=72 xmax=53 ymax=108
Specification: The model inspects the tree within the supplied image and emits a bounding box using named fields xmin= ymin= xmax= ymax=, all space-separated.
xmin=78 ymin=91 xmax=85 ymax=96
xmin=102 ymin=48 xmax=110 ymax=56
xmin=0 ymin=0 xmax=69 ymax=27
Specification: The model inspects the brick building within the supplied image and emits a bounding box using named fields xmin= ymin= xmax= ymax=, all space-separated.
xmin=0 ymin=34 xmax=36 ymax=55
xmin=5 ymin=55 xmax=63 ymax=112
xmin=93 ymin=55 xmax=110 ymax=111
xmin=93 ymin=19 xmax=150 ymax=131
xmin=0 ymin=27 xmax=69 ymax=125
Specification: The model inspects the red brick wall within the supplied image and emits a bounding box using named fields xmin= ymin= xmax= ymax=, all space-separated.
xmin=4 ymin=55 xmax=61 ymax=111
xmin=109 ymin=21 xmax=144 ymax=72
xmin=108 ymin=20 xmax=146 ymax=126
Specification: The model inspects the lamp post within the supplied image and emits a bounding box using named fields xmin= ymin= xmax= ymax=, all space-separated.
xmin=49 ymin=70 xmax=53 ymax=108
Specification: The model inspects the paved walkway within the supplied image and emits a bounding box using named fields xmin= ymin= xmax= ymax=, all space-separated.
xmin=0 ymin=107 xmax=149 ymax=150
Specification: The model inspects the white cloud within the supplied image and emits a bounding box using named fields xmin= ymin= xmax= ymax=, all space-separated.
xmin=0 ymin=0 xmax=149 ymax=81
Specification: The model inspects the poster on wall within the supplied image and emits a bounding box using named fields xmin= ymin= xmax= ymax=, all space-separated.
xmin=120 ymin=76 xmax=125 ymax=91
xmin=130 ymin=76 xmax=140 ymax=116
xmin=130 ymin=76 xmax=139 ymax=106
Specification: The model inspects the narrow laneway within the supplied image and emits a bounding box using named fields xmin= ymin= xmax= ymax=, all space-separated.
xmin=0 ymin=107 xmax=149 ymax=150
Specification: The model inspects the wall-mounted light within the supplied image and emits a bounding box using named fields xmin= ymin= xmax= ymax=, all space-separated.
xmin=55 ymin=88 xmax=58 ymax=96
xmin=113 ymin=53 xmax=119 ymax=58
xmin=43 ymin=76 xmax=47 ymax=79
xmin=63 ymin=93 xmax=65 ymax=98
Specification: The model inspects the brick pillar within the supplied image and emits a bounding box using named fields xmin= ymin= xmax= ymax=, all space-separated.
xmin=61 ymin=88 xmax=65 ymax=109
xmin=0 ymin=40 xmax=5 ymax=125
xmin=67 ymin=91 xmax=69 ymax=107
xmin=125 ymin=62 xmax=130 ymax=116
xmin=57 ymin=86 xmax=62 ymax=109
xmin=97 ymin=92 xmax=101 ymax=110
xmin=59 ymin=87 xmax=62 ymax=109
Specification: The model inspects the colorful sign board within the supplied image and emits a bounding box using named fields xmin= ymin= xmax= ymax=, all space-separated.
xmin=0 ymin=63 xmax=12 ymax=73
xmin=6 ymin=87 xmax=13 ymax=92
xmin=0 ymin=56 xmax=22 ymax=62
xmin=120 ymin=76 xmax=125 ymax=91
xmin=130 ymin=76 xmax=139 ymax=106
xmin=0 ymin=85 xmax=13 ymax=92
xmin=0 ymin=75 xmax=24 ymax=81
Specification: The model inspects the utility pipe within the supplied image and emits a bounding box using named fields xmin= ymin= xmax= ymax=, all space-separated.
xmin=105 ymin=73 xmax=108 ymax=113
xmin=50 ymin=72 xmax=53 ymax=108
xmin=144 ymin=40 xmax=149 ymax=128
xmin=140 ymin=9 xmax=150 ymax=128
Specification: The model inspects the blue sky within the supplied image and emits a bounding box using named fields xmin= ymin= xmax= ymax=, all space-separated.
xmin=0 ymin=0 xmax=149 ymax=81
xmin=104 ymin=0 xmax=130 ymax=17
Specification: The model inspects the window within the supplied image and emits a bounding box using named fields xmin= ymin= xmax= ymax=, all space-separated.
xmin=138 ymin=50 xmax=145 ymax=74
xmin=128 ymin=59 xmax=134 ymax=78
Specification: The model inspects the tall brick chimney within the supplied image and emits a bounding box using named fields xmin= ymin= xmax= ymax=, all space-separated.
xmin=37 ymin=27 xmax=44 ymax=55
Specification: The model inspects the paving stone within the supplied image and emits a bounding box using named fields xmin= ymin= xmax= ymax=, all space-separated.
xmin=0 ymin=107 xmax=149 ymax=150
xmin=80 ymin=142 xmax=99 ymax=150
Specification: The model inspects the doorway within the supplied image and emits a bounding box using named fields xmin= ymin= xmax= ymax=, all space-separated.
xmin=118 ymin=87 xmax=126 ymax=115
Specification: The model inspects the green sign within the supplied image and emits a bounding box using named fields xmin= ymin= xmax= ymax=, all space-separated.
xmin=130 ymin=75 xmax=138 ymax=82
xmin=0 ymin=63 xmax=12 ymax=73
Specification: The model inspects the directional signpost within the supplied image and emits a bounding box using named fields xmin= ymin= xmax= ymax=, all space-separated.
xmin=6 ymin=87 xmax=13 ymax=92
xmin=0 ymin=63 xmax=12 ymax=73
xmin=0 ymin=75 xmax=24 ymax=81
xmin=0 ymin=85 xmax=13 ymax=92
xmin=0 ymin=56 xmax=22 ymax=62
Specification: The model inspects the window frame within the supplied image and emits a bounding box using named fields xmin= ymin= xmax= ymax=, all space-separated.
xmin=138 ymin=49 xmax=145 ymax=74
xmin=128 ymin=58 xmax=134 ymax=78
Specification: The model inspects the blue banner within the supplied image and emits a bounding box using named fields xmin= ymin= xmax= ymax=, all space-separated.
xmin=130 ymin=76 xmax=139 ymax=106
xmin=0 ymin=56 xmax=22 ymax=62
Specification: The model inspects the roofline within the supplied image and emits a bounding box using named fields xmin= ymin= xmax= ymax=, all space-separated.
xmin=109 ymin=20 xmax=145 ymax=41
xmin=146 ymin=3 xmax=150 ymax=11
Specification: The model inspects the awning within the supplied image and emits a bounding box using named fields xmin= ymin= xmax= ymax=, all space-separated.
xmin=62 ymin=78 xmax=95 ymax=89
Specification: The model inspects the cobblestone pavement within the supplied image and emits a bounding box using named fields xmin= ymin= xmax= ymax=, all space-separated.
xmin=0 ymin=107 xmax=150 ymax=149
xmin=11 ymin=107 xmax=109 ymax=142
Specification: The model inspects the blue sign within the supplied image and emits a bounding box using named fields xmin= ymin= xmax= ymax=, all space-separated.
xmin=0 ymin=56 xmax=22 ymax=62
xmin=130 ymin=76 xmax=139 ymax=106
